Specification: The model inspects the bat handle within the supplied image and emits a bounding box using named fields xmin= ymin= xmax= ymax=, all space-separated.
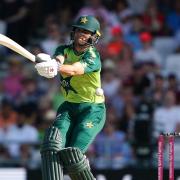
xmin=35 ymin=56 xmax=48 ymax=63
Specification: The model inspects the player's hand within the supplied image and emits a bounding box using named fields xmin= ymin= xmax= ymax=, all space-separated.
xmin=35 ymin=53 xmax=52 ymax=63
xmin=35 ymin=59 xmax=61 ymax=78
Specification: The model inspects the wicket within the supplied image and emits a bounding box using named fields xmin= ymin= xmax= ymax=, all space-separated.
xmin=158 ymin=133 xmax=180 ymax=180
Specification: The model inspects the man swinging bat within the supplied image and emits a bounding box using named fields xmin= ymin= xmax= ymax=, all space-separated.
xmin=35 ymin=15 xmax=106 ymax=180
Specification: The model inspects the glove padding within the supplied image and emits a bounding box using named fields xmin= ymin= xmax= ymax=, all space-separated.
xmin=35 ymin=53 xmax=52 ymax=62
xmin=35 ymin=59 xmax=60 ymax=78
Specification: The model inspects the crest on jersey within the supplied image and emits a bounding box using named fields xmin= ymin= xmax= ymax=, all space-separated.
xmin=86 ymin=122 xmax=94 ymax=128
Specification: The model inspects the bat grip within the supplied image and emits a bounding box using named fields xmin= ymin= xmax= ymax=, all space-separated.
xmin=35 ymin=56 xmax=47 ymax=63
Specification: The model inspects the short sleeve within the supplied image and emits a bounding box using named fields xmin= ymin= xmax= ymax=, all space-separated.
xmin=80 ymin=49 xmax=101 ymax=73
xmin=53 ymin=45 xmax=67 ymax=57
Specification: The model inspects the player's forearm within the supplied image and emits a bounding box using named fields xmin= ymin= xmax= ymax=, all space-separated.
xmin=59 ymin=64 xmax=84 ymax=76
xmin=56 ymin=55 xmax=65 ymax=64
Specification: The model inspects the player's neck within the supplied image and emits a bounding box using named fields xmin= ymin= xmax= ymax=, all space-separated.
xmin=73 ymin=44 xmax=89 ymax=55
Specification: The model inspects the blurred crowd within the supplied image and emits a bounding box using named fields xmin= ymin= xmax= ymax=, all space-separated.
xmin=1 ymin=0 xmax=180 ymax=170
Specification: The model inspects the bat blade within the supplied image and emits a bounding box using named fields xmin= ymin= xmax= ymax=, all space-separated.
xmin=0 ymin=34 xmax=36 ymax=62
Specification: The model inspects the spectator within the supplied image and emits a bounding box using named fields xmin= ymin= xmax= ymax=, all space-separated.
xmin=118 ymin=9 xmax=134 ymax=35
xmin=153 ymin=90 xmax=180 ymax=137
xmin=130 ymin=15 xmax=145 ymax=35
xmin=90 ymin=122 xmax=133 ymax=169
xmin=119 ymin=103 xmax=136 ymax=133
xmin=126 ymin=0 xmax=150 ymax=14
xmin=157 ymin=0 xmax=173 ymax=14
xmin=135 ymin=32 xmax=162 ymax=66
xmin=106 ymin=26 xmax=133 ymax=63
xmin=37 ymin=109 xmax=56 ymax=141
xmin=111 ymin=85 xmax=136 ymax=118
xmin=146 ymin=74 xmax=166 ymax=106
xmin=0 ymin=98 xmax=17 ymax=128
xmin=18 ymin=144 xmax=32 ymax=167
xmin=95 ymin=16 xmax=112 ymax=57
xmin=40 ymin=20 xmax=65 ymax=56
xmin=17 ymin=77 xmax=41 ymax=117
xmin=124 ymin=15 xmax=145 ymax=52
xmin=166 ymin=0 xmax=180 ymax=34
xmin=116 ymin=42 xmax=134 ymax=80
xmin=29 ymin=44 xmax=44 ymax=56
xmin=19 ymin=143 xmax=41 ymax=169
xmin=76 ymin=0 xmax=113 ymax=27
xmin=2 ymin=108 xmax=39 ymax=158
xmin=167 ymin=73 xmax=179 ymax=92
xmin=142 ymin=1 xmax=165 ymax=35
xmin=125 ymin=63 xmax=151 ymax=97
xmin=110 ymin=0 xmax=130 ymax=28
xmin=167 ymin=74 xmax=180 ymax=104
xmin=106 ymin=106 xmax=119 ymax=126
xmin=0 ymin=145 xmax=11 ymax=166
xmin=56 ymin=6 xmax=72 ymax=33
xmin=2 ymin=55 xmax=24 ymax=100
xmin=102 ymin=65 xmax=120 ymax=100
xmin=0 ymin=0 xmax=29 ymax=45
xmin=106 ymin=26 xmax=124 ymax=57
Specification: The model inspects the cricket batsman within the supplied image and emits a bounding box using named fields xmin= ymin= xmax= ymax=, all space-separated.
xmin=35 ymin=15 xmax=106 ymax=180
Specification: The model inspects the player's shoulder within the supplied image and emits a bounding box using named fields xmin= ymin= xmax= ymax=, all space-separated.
xmin=83 ymin=46 xmax=100 ymax=59
xmin=56 ymin=44 xmax=71 ymax=51
xmin=81 ymin=46 xmax=101 ymax=68
xmin=54 ymin=44 xmax=72 ymax=56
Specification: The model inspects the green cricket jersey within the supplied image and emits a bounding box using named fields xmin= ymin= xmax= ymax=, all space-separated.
xmin=53 ymin=44 xmax=105 ymax=103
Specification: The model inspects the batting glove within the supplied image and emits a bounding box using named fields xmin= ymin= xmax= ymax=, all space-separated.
xmin=35 ymin=53 xmax=52 ymax=62
xmin=35 ymin=59 xmax=61 ymax=78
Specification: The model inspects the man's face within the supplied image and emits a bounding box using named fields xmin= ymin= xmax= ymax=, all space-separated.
xmin=164 ymin=91 xmax=176 ymax=107
xmin=74 ymin=28 xmax=92 ymax=46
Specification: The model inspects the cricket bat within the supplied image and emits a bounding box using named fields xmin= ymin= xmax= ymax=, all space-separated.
xmin=0 ymin=34 xmax=41 ymax=63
